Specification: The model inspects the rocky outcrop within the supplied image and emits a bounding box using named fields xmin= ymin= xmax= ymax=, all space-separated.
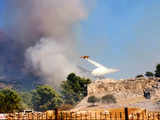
xmin=88 ymin=77 xmax=160 ymax=100
xmin=74 ymin=77 xmax=160 ymax=111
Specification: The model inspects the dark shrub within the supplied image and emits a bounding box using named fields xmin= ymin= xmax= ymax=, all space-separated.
xmin=87 ymin=96 xmax=99 ymax=105
xmin=101 ymin=94 xmax=116 ymax=104
xmin=145 ymin=72 xmax=154 ymax=77
xmin=136 ymin=74 xmax=144 ymax=78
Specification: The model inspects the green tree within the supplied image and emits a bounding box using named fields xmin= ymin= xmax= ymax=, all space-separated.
xmin=61 ymin=73 xmax=91 ymax=105
xmin=145 ymin=72 xmax=154 ymax=77
xmin=32 ymin=85 xmax=63 ymax=111
xmin=20 ymin=91 xmax=33 ymax=109
xmin=87 ymin=96 xmax=99 ymax=105
xmin=0 ymin=88 xmax=23 ymax=113
xmin=155 ymin=64 xmax=160 ymax=77
xmin=0 ymin=92 xmax=5 ymax=112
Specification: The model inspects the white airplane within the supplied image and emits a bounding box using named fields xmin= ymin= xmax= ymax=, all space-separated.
xmin=80 ymin=56 xmax=119 ymax=77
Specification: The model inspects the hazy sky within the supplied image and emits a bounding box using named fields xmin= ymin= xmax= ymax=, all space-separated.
xmin=1 ymin=0 xmax=160 ymax=80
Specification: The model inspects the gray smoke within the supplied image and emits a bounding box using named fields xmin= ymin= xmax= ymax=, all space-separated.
xmin=2 ymin=0 xmax=88 ymax=86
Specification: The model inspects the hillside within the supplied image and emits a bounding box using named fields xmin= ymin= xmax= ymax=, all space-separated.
xmin=75 ymin=77 xmax=160 ymax=111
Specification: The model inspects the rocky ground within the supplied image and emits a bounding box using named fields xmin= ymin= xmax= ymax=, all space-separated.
xmin=74 ymin=77 xmax=160 ymax=111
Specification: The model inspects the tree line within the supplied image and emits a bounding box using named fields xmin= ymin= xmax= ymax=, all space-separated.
xmin=136 ymin=64 xmax=160 ymax=78
xmin=0 ymin=73 xmax=91 ymax=113
xmin=2 ymin=64 xmax=160 ymax=113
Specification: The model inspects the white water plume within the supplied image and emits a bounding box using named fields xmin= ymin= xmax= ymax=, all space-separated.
xmin=87 ymin=59 xmax=119 ymax=76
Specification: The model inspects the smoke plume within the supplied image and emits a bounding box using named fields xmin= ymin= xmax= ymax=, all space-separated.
xmin=2 ymin=0 xmax=88 ymax=86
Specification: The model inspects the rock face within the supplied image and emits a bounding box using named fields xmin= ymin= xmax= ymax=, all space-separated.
xmin=74 ymin=77 xmax=160 ymax=111
xmin=88 ymin=77 xmax=160 ymax=100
